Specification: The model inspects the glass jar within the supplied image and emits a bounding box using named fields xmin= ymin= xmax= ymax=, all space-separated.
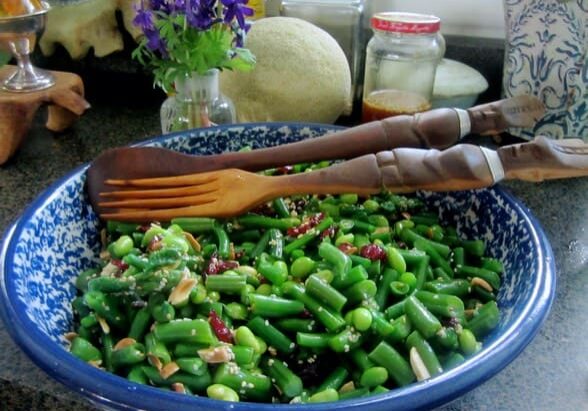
xmin=362 ymin=12 xmax=445 ymax=122
xmin=160 ymin=68 xmax=236 ymax=134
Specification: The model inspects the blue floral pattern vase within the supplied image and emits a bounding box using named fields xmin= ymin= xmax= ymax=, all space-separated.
xmin=502 ymin=0 xmax=587 ymax=140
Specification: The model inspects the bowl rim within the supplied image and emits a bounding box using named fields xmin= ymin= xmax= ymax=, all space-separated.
xmin=0 ymin=123 xmax=556 ymax=410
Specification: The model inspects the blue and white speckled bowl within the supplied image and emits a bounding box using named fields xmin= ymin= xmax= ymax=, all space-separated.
xmin=0 ymin=123 xmax=555 ymax=411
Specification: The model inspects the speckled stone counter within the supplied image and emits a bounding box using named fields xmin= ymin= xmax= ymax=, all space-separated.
xmin=1 ymin=34 xmax=588 ymax=408
xmin=0 ymin=93 xmax=587 ymax=411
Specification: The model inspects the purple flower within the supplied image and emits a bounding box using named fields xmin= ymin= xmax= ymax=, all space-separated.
xmin=186 ymin=0 xmax=218 ymax=30
xmin=133 ymin=2 xmax=168 ymax=55
xmin=221 ymin=0 xmax=253 ymax=31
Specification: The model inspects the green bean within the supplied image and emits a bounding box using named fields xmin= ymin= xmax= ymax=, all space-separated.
xmin=171 ymin=217 xmax=217 ymax=233
xmin=153 ymin=319 xmax=215 ymax=344
xmin=84 ymin=291 xmax=126 ymax=328
xmin=432 ymin=327 xmax=459 ymax=351
xmin=370 ymin=385 xmax=389 ymax=395
xmin=284 ymin=217 xmax=334 ymax=254
xmin=176 ymin=357 xmax=207 ymax=376
xmin=481 ymin=257 xmax=504 ymax=273
xmin=414 ymin=238 xmax=452 ymax=278
xmin=316 ymin=366 xmax=349 ymax=392
xmin=75 ymin=268 xmax=99 ymax=292
xmin=462 ymin=239 xmax=486 ymax=257
xmin=207 ymin=383 xmax=240 ymax=402
xmin=398 ymin=272 xmax=417 ymax=293
xmin=368 ymin=341 xmax=415 ymax=386
xmin=388 ymin=314 xmax=413 ymax=343
xmin=331 ymin=264 xmax=368 ymax=290
xmin=128 ymin=307 xmax=152 ymax=341
xmin=80 ymin=313 xmax=97 ymax=329
xmin=257 ymin=260 xmax=288 ymax=285
xmin=406 ymin=330 xmax=443 ymax=377
xmin=442 ymin=352 xmax=466 ymax=369
xmin=400 ymin=228 xmax=451 ymax=259
xmin=348 ymin=348 xmax=375 ymax=372
xmin=212 ymin=363 xmax=271 ymax=401
xmin=338 ymin=387 xmax=369 ymax=400
xmin=127 ymin=364 xmax=148 ymax=385
xmin=213 ymin=225 xmax=230 ymax=259
xmin=249 ymin=294 xmax=305 ymax=318
xmin=413 ymin=254 xmax=431 ymax=290
xmin=281 ymin=281 xmax=346 ymax=332
xmin=386 ymin=247 xmax=407 ymax=274
xmin=151 ymin=299 xmax=176 ymax=323
xmin=389 ymin=280 xmax=410 ymax=297
xmin=234 ymin=326 xmax=262 ymax=353
xmin=296 ymin=332 xmax=332 ymax=348
xmin=272 ymin=197 xmax=291 ymax=218
xmin=384 ymin=300 xmax=405 ymax=320
xmin=318 ymin=241 xmax=351 ymax=278
xmin=466 ymin=300 xmax=500 ymax=338
xmin=360 ymin=366 xmax=388 ymax=388
xmin=102 ymin=333 xmax=113 ymax=372
xmin=268 ymin=228 xmax=284 ymax=259
xmin=142 ymin=365 xmax=212 ymax=393
xmin=205 ymin=274 xmax=247 ymax=294
xmin=238 ymin=214 xmax=300 ymax=230
xmin=456 ymin=265 xmax=501 ymax=290
xmin=70 ymin=337 xmax=102 ymax=363
xmin=341 ymin=280 xmax=377 ymax=305
xmin=107 ymin=220 xmax=141 ymax=235
xmin=231 ymin=345 xmax=256 ymax=366
xmin=262 ymin=357 xmax=303 ymax=398
xmin=305 ymin=274 xmax=347 ymax=312
xmin=250 ymin=230 xmax=272 ymax=260
xmin=275 ymin=318 xmax=317 ymax=334
xmin=308 ymin=388 xmax=339 ymax=403
xmin=374 ymin=268 xmax=398 ymax=310
xmin=247 ymin=316 xmax=295 ymax=354
xmin=404 ymin=295 xmax=442 ymax=339
xmin=452 ymin=247 xmax=465 ymax=269
xmin=348 ymin=254 xmax=371 ymax=269
xmin=424 ymin=279 xmax=471 ymax=297
xmin=328 ymin=327 xmax=363 ymax=353
xmin=458 ymin=328 xmax=481 ymax=355
xmin=145 ymin=332 xmax=171 ymax=365
xmin=415 ymin=290 xmax=465 ymax=321
xmin=123 ymin=253 xmax=149 ymax=271
xmin=225 ymin=302 xmax=248 ymax=320
xmin=111 ymin=342 xmax=145 ymax=369
xmin=368 ymin=309 xmax=395 ymax=340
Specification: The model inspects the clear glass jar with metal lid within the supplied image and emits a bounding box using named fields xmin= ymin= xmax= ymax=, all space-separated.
xmin=362 ymin=12 xmax=445 ymax=122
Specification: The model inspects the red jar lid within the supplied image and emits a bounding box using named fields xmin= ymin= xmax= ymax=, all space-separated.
xmin=371 ymin=12 xmax=441 ymax=34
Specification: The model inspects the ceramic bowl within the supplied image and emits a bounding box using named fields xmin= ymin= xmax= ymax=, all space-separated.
xmin=0 ymin=123 xmax=555 ymax=411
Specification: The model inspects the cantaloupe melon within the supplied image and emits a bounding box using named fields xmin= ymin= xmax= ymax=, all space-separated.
xmin=220 ymin=17 xmax=352 ymax=124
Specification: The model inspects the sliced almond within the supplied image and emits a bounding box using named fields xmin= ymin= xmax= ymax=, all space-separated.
xmin=171 ymin=382 xmax=186 ymax=394
xmin=96 ymin=315 xmax=110 ymax=334
xmin=229 ymin=242 xmax=236 ymax=260
xmin=338 ymin=381 xmax=355 ymax=394
xmin=236 ymin=265 xmax=257 ymax=277
xmin=184 ymin=231 xmax=201 ymax=252
xmin=160 ymin=361 xmax=180 ymax=379
xmin=342 ymin=245 xmax=358 ymax=255
xmin=88 ymin=359 xmax=103 ymax=368
xmin=168 ymin=277 xmax=197 ymax=306
xmin=410 ymin=347 xmax=431 ymax=382
xmin=113 ymin=337 xmax=137 ymax=351
xmin=64 ymin=332 xmax=78 ymax=342
xmin=471 ymin=277 xmax=494 ymax=292
xmin=148 ymin=354 xmax=163 ymax=371
xmin=198 ymin=346 xmax=234 ymax=363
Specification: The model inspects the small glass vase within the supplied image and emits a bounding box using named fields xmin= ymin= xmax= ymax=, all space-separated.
xmin=160 ymin=68 xmax=236 ymax=134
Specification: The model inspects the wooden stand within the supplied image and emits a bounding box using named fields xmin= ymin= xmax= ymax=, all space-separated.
xmin=0 ymin=65 xmax=90 ymax=165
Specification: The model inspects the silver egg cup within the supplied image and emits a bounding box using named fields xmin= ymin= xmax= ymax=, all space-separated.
xmin=0 ymin=1 xmax=54 ymax=92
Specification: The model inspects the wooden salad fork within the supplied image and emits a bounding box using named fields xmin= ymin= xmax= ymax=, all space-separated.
xmin=99 ymin=136 xmax=588 ymax=222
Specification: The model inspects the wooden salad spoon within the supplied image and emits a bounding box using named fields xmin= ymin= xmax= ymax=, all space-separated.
xmin=97 ymin=136 xmax=588 ymax=222
xmin=87 ymin=95 xmax=545 ymax=215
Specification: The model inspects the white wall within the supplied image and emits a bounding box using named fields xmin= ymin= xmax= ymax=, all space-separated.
xmin=364 ymin=0 xmax=506 ymax=39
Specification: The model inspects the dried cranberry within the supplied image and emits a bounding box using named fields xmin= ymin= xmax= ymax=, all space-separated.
xmin=360 ymin=244 xmax=387 ymax=261
xmin=276 ymin=165 xmax=294 ymax=175
xmin=287 ymin=212 xmax=325 ymax=237
xmin=208 ymin=310 xmax=233 ymax=343
xmin=320 ymin=225 xmax=337 ymax=239
xmin=111 ymin=259 xmax=129 ymax=271
xmin=204 ymin=254 xmax=239 ymax=275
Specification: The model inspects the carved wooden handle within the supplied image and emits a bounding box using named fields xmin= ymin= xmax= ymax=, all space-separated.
xmin=499 ymin=136 xmax=588 ymax=181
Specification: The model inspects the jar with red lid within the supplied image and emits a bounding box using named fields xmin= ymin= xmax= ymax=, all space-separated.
xmin=362 ymin=12 xmax=445 ymax=122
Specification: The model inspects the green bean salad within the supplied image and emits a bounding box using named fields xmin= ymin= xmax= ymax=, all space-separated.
xmin=69 ymin=169 xmax=502 ymax=404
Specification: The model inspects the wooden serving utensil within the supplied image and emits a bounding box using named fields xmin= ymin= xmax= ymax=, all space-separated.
xmin=97 ymin=136 xmax=588 ymax=222
xmin=86 ymin=95 xmax=545 ymax=215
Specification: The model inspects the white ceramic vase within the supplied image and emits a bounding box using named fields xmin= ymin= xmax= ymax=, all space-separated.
xmin=502 ymin=0 xmax=587 ymax=140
